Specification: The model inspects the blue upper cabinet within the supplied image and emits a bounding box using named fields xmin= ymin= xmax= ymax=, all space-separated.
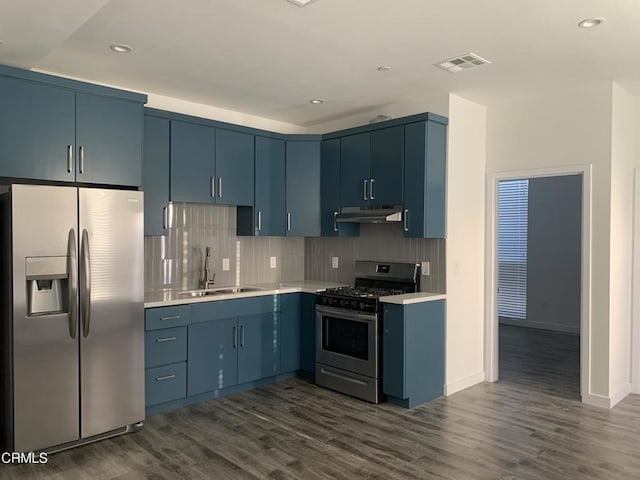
xmin=403 ymin=120 xmax=447 ymax=238
xmin=215 ymin=129 xmax=255 ymax=206
xmin=339 ymin=133 xmax=370 ymax=208
xmin=75 ymin=92 xmax=143 ymax=187
xmin=286 ymin=140 xmax=321 ymax=237
xmin=170 ymin=120 xmax=215 ymax=204
xmin=240 ymin=136 xmax=286 ymax=236
xmin=321 ymin=139 xmax=358 ymax=237
xmin=0 ymin=66 xmax=146 ymax=186
xmin=143 ymin=115 xmax=170 ymax=236
xmin=370 ymin=126 xmax=404 ymax=206
xmin=0 ymin=76 xmax=75 ymax=182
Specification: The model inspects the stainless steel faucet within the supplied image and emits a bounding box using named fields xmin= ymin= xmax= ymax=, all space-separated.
xmin=202 ymin=246 xmax=215 ymax=289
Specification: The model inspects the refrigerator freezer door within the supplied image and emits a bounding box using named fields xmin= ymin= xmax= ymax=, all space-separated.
xmin=11 ymin=184 xmax=80 ymax=452
xmin=79 ymin=188 xmax=144 ymax=438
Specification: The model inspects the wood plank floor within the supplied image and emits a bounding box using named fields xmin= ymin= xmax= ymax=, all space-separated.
xmin=4 ymin=324 xmax=640 ymax=480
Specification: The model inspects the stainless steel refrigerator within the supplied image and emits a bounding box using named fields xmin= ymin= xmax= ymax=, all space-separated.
xmin=1 ymin=184 xmax=144 ymax=453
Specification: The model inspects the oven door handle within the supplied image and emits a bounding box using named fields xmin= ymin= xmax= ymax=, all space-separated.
xmin=315 ymin=305 xmax=377 ymax=322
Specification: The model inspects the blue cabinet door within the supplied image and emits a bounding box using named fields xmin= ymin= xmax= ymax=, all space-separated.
xmin=0 ymin=75 xmax=75 ymax=182
xmin=340 ymin=133 xmax=370 ymax=208
xmin=187 ymin=318 xmax=238 ymax=396
xmin=286 ymin=141 xmax=321 ymax=237
xmin=321 ymin=139 xmax=359 ymax=237
xmin=215 ymin=129 xmax=255 ymax=206
xmin=143 ymin=115 xmax=170 ymax=236
xmin=170 ymin=120 xmax=215 ymax=204
xmin=280 ymin=294 xmax=301 ymax=372
xmin=370 ymin=126 xmax=404 ymax=206
xmin=404 ymin=121 xmax=447 ymax=238
xmin=299 ymin=293 xmax=317 ymax=374
xmin=237 ymin=313 xmax=280 ymax=384
xmin=75 ymin=92 xmax=143 ymax=187
xmin=254 ymin=136 xmax=286 ymax=236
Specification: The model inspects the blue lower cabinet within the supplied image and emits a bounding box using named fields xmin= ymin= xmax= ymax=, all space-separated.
xmin=188 ymin=318 xmax=238 ymax=396
xmin=280 ymin=294 xmax=301 ymax=372
xmin=145 ymin=326 xmax=187 ymax=368
xmin=299 ymin=293 xmax=317 ymax=375
xmin=145 ymin=362 xmax=187 ymax=407
xmin=383 ymin=300 xmax=445 ymax=408
xmin=238 ymin=313 xmax=280 ymax=384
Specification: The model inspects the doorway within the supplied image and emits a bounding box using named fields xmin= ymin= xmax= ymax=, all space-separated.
xmin=486 ymin=165 xmax=592 ymax=401
xmin=497 ymin=175 xmax=582 ymax=399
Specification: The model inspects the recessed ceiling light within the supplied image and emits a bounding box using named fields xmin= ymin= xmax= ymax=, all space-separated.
xmin=287 ymin=0 xmax=315 ymax=6
xmin=578 ymin=17 xmax=605 ymax=29
xmin=377 ymin=66 xmax=391 ymax=72
xmin=110 ymin=44 xmax=132 ymax=53
xmin=309 ymin=98 xmax=325 ymax=105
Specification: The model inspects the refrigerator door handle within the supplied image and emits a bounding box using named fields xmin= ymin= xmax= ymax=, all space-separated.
xmin=81 ymin=229 xmax=91 ymax=338
xmin=67 ymin=229 xmax=78 ymax=339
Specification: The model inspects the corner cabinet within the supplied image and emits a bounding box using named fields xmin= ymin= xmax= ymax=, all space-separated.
xmin=321 ymin=139 xmax=358 ymax=237
xmin=0 ymin=65 xmax=145 ymax=186
xmin=285 ymin=140 xmax=321 ymax=237
xmin=403 ymin=119 xmax=447 ymax=238
xmin=382 ymin=300 xmax=445 ymax=409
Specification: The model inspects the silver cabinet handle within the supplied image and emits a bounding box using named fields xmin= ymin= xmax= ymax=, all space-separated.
xmin=160 ymin=315 xmax=180 ymax=321
xmin=363 ymin=180 xmax=369 ymax=201
xmin=257 ymin=211 xmax=262 ymax=231
xmin=80 ymin=229 xmax=91 ymax=338
xmin=79 ymin=146 xmax=85 ymax=174
xmin=240 ymin=325 xmax=245 ymax=347
xmin=67 ymin=229 xmax=78 ymax=339
xmin=218 ymin=177 xmax=223 ymax=198
xmin=162 ymin=206 xmax=168 ymax=229
xmin=155 ymin=374 xmax=176 ymax=381
xmin=287 ymin=212 xmax=291 ymax=232
xmin=232 ymin=326 xmax=237 ymax=348
xmin=156 ymin=336 xmax=177 ymax=343
xmin=370 ymin=178 xmax=375 ymax=200
xmin=333 ymin=211 xmax=338 ymax=232
xmin=211 ymin=177 xmax=216 ymax=198
xmin=404 ymin=209 xmax=409 ymax=232
xmin=67 ymin=145 xmax=73 ymax=173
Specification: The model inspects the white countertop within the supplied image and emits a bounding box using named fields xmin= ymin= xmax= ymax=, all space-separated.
xmin=144 ymin=281 xmax=347 ymax=308
xmin=379 ymin=292 xmax=447 ymax=305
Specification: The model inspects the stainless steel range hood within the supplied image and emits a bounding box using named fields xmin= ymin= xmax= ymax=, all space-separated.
xmin=335 ymin=206 xmax=403 ymax=224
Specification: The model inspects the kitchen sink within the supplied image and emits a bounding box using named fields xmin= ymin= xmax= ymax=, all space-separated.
xmin=178 ymin=286 xmax=265 ymax=297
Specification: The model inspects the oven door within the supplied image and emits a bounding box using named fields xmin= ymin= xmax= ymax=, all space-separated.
xmin=316 ymin=305 xmax=378 ymax=378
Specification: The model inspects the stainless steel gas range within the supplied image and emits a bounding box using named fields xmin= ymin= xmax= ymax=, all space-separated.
xmin=315 ymin=261 xmax=419 ymax=403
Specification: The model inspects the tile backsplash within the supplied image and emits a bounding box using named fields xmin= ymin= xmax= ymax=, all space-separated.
xmin=144 ymin=203 xmax=305 ymax=291
xmin=145 ymin=204 xmax=446 ymax=294
xmin=305 ymin=224 xmax=446 ymax=293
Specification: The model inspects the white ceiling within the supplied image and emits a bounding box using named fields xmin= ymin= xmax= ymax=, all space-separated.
xmin=1 ymin=0 xmax=639 ymax=127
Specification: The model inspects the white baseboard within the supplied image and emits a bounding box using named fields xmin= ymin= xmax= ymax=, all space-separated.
xmin=582 ymin=383 xmax=631 ymax=409
xmin=445 ymin=371 xmax=485 ymax=396
xmin=499 ymin=318 xmax=580 ymax=335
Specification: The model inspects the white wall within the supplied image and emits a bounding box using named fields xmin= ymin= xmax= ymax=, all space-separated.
xmin=444 ymin=94 xmax=487 ymax=395
xmin=609 ymin=83 xmax=639 ymax=401
xmin=485 ymin=82 xmax=613 ymax=398
xmin=525 ymin=175 xmax=582 ymax=334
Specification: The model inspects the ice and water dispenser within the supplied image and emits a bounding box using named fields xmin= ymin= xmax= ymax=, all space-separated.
xmin=25 ymin=256 xmax=69 ymax=316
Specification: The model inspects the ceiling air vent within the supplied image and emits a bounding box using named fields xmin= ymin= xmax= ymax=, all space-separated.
xmin=434 ymin=53 xmax=491 ymax=73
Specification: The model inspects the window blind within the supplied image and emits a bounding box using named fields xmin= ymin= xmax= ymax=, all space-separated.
xmin=498 ymin=179 xmax=528 ymax=320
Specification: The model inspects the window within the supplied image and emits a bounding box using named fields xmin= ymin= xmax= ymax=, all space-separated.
xmin=498 ymin=179 xmax=528 ymax=320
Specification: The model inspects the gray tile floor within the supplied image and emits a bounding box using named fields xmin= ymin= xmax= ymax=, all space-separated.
xmin=3 ymin=325 xmax=639 ymax=479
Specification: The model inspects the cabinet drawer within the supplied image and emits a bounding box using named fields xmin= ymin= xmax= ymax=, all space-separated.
xmin=145 ymin=326 xmax=187 ymax=368
xmin=145 ymin=305 xmax=190 ymax=330
xmin=191 ymin=296 xmax=279 ymax=323
xmin=145 ymin=362 xmax=187 ymax=406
